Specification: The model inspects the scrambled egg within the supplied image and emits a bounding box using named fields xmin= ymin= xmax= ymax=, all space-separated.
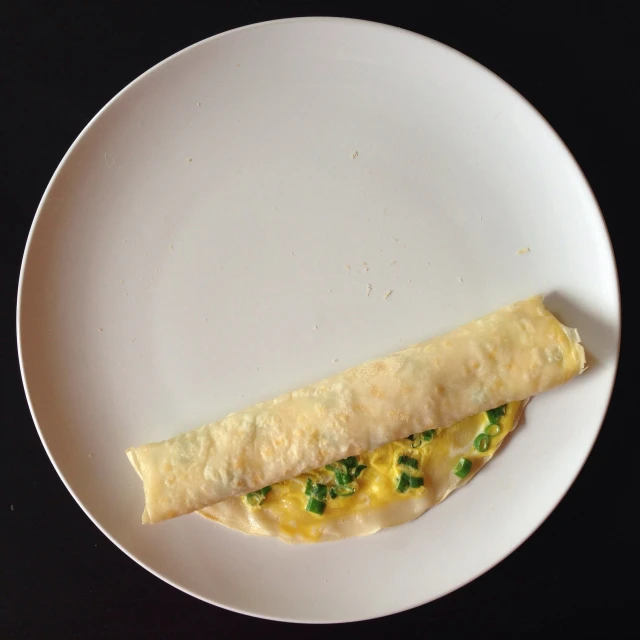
xmin=250 ymin=401 xmax=521 ymax=541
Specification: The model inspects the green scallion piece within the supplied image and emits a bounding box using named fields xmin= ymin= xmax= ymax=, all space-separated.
xmin=408 ymin=476 xmax=424 ymax=488
xmin=397 ymin=472 xmax=411 ymax=493
xmin=245 ymin=493 xmax=260 ymax=506
xmin=453 ymin=457 xmax=472 ymax=478
xmin=398 ymin=455 xmax=419 ymax=470
xmin=304 ymin=479 xmax=327 ymax=500
xmin=306 ymin=497 xmax=326 ymax=515
xmin=474 ymin=433 xmax=490 ymax=453
xmin=486 ymin=405 xmax=507 ymax=424
xmin=304 ymin=478 xmax=314 ymax=497
xmin=333 ymin=485 xmax=356 ymax=497
xmin=411 ymin=435 xmax=423 ymax=448
xmin=325 ymin=464 xmax=336 ymax=472
xmin=329 ymin=487 xmax=337 ymax=499
xmin=353 ymin=464 xmax=367 ymax=478
xmin=245 ymin=486 xmax=271 ymax=507
xmin=484 ymin=423 xmax=502 ymax=437
xmin=422 ymin=429 xmax=435 ymax=442
xmin=340 ymin=456 xmax=358 ymax=470
xmin=335 ymin=471 xmax=352 ymax=486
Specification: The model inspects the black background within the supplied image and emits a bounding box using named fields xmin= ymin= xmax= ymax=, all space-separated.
xmin=1 ymin=2 xmax=636 ymax=637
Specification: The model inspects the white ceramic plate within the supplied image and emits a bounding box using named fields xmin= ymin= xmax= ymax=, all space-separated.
xmin=18 ymin=18 xmax=619 ymax=623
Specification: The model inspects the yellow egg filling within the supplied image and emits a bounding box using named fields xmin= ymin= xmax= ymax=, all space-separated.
xmin=245 ymin=401 xmax=521 ymax=541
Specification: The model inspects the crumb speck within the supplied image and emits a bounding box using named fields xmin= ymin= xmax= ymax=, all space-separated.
xmin=169 ymin=244 xmax=174 ymax=251
xmin=119 ymin=280 xmax=124 ymax=284
xmin=393 ymin=237 xmax=400 ymax=243
xmin=345 ymin=264 xmax=351 ymax=271
xmin=328 ymin=289 xmax=332 ymax=293
xmin=363 ymin=262 xmax=369 ymax=272
xmin=458 ymin=277 xmax=464 ymax=283
xmin=517 ymin=247 xmax=531 ymax=255
xmin=351 ymin=150 xmax=359 ymax=159
xmin=98 ymin=328 xmax=103 ymax=332
xmin=332 ymin=358 xmax=339 ymax=363
xmin=187 ymin=157 xmax=192 ymax=163
xmin=197 ymin=102 xmax=201 ymax=106
xmin=384 ymin=290 xmax=393 ymax=300
xmin=389 ymin=260 xmax=396 ymax=266
xmin=10 ymin=504 xmax=14 ymax=511
xmin=314 ymin=325 xmax=319 ymax=330
xmin=290 ymin=251 xmax=294 ymax=256
xmin=130 ymin=338 xmax=136 ymax=344
xmin=479 ymin=216 xmax=483 ymax=222
xmin=408 ymin=279 xmax=412 ymax=283
xmin=366 ymin=284 xmax=372 ymax=297
xmin=88 ymin=453 xmax=93 ymax=458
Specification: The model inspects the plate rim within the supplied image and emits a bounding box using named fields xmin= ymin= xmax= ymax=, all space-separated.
xmin=16 ymin=16 xmax=621 ymax=623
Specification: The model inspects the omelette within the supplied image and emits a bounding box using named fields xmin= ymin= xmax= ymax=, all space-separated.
xmin=199 ymin=401 xmax=525 ymax=542
xmin=126 ymin=295 xmax=585 ymax=543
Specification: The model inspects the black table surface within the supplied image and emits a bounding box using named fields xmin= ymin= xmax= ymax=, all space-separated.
xmin=2 ymin=2 xmax=635 ymax=637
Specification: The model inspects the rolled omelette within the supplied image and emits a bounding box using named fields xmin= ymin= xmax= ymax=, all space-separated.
xmin=199 ymin=400 xmax=528 ymax=543
xmin=126 ymin=295 xmax=585 ymax=524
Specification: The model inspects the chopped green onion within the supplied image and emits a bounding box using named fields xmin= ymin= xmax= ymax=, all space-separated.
xmin=327 ymin=457 xmax=365 ymax=484
xmin=397 ymin=472 xmax=411 ymax=493
xmin=484 ymin=423 xmax=502 ymax=437
xmin=333 ymin=485 xmax=356 ymax=497
xmin=245 ymin=493 xmax=260 ymax=506
xmin=486 ymin=405 xmax=507 ymax=424
xmin=398 ymin=455 xmax=419 ymax=470
xmin=408 ymin=476 xmax=424 ymax=488
xmin=474 ymin=433 xmax=490 ymax=453
xmin=353 ymin=464 xmax=367 ymax=478
xmin=409 ymin=430 xmax=435 ymax=448
xmin=329 ymin=487 xmax=337 ymax=499
xmin=304 ymin=479 xmax=327 ymax=500
xmin=340 ymin=456 xmax=358 ymax=470
xmin=453 ymin=458 xmax=472 ymax=478
xmin=304 ymin=478 xmax=314 ymax=497
xmin=306 ymin=497 xmax=326 ymax=515
xmin=245 ymin=485 xmax=271 ymax=507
